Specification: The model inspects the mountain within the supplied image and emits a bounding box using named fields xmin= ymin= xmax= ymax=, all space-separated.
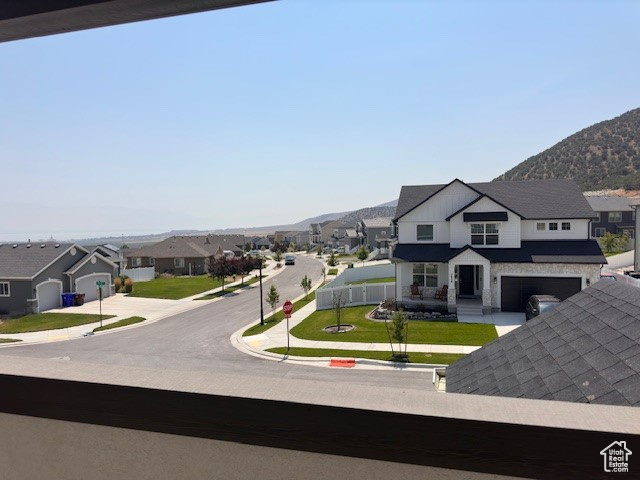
xmin=495 ymin=108 xmax=640 ymax=190
xmin=338 ymin=206 xmax=397 ymax=224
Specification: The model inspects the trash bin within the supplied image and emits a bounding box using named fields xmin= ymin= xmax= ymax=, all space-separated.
xmin=74 ymin=293 xmax=85 ymax=306
xmin=348 ymin=263 xmax=354 ymax=269
xmin=61 ymin=293 xmax=75 ymax=307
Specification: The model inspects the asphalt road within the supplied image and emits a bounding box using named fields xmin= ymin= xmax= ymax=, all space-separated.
xmin=1 ymin=255 xmax=432 ymax=391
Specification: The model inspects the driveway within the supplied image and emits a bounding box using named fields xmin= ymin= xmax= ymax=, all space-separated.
xmin=458 ymin=311 xmax=526 ymax=336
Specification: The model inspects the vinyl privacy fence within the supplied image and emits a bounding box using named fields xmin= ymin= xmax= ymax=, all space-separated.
xmin=316 ymin=283 xmax=395 ymax=310
xmin=120 ymin=267 xmax=155 ymax=283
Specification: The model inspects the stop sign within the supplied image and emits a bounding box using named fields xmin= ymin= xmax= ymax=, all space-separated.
xmin=283 ymin=300 xmax=293 ymax=317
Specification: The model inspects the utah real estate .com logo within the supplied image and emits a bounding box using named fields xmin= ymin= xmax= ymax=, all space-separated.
xmin=601 ymin=441 xmax=632 ymax=473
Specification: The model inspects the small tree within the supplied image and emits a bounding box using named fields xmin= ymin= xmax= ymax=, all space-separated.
xmin=266 ymin=284 xmax=280 ymax=318
xmin=274 ymin=250 xmax=283 ymax=262
xmin=332 ymin=290 xmax=346 ymax=331
xmin=356 ymin=245 xmax=368 ymax=266
xmin=385 ymin=309 xmax=408 ymax=360
xmin=289 ymin=241 xmax=297 ymax=252
xmin=238 ymin=256 xmax=257 ymax=286
xmin=327 ymin=252 xmax=337 ymax=267
xmin=300 ymin=275 xmax=312 ymax=299
xmin=600 ymin=232 xmax=629 ymax=254
xmin=208 ymin=255 xmax=238 ymax=294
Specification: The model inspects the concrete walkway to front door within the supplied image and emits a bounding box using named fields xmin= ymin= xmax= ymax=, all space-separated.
xmin=457 ymin=311 xmax=525 ymax=336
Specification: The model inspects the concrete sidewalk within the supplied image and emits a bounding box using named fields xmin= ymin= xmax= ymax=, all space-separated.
xmin=0 ymin=261 xmax=285 ymax=345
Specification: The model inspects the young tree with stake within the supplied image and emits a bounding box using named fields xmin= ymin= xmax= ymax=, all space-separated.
xmin=266 ymin=284 xmax=280 ymax=319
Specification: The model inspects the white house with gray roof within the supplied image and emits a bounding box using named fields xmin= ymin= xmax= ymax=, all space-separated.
xmin=391 ymin=179 xmax=606 ymax=314
xmin=0 ymin=243 xmax=117 ymax=315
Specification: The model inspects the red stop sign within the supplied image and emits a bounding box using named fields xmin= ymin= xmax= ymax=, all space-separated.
xmin=283 ymin=300 xmax=293 ymax=316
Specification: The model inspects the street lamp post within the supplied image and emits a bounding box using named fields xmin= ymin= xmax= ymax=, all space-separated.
xmin=259 ymin=258 xmax=265 ymax=326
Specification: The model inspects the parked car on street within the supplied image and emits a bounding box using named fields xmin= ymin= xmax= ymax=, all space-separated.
xmin=284 ymin=254 xmax=296 ymax=265
xmin=525 ymin=295 xmax=560 ymax=321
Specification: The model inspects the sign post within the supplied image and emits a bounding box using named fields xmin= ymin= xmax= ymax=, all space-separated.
xmin=283 ymin=300 xmax=293 ymax=352
xmin=96 ymin=280 xmax=106 ymax=328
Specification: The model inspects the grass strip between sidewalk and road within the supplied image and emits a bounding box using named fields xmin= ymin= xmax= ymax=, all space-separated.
xmin=266 ymin=347 xmax=464 ymax=365
xmin=290 ymin=305 xmax=498 ymax=346
xmin=0 ymin=313 xmax=116 ymax=334
xmin=93 ymin=316 xmax=146 ymax=332
xmin=243 ymin=290 xmax=316 ymax=337
xmin=0 ymin=338 xmax=22 ymax=343
xmin=195 ymin=276 xmax=263 ymax=300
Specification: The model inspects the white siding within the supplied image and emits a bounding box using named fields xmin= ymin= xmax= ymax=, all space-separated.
xmin=521 ymin=219 xmax=590 ymax=240
xmin=449 ymin=197 xmax=521 ymax=248
xmin=398 ymin=181 xmax=479 ymax=243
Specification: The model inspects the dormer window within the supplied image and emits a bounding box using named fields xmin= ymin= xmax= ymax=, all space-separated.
xmin=417 ymin=224 xmax=434 ymax=241
xmin=471 ymin=223 xmax=499 ymax=245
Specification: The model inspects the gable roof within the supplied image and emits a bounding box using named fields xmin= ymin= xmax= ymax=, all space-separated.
xmin=64 ymin=252 xmax=118 ymax=275
xmin=585 ymin=196 xmax=634 ymax=212
xmin=395 ymin=179 xmax=596 ymax=221
xmin=362 ymin=217 xmax=392 ymax=228
xmin=127 ymin=235 xmax=240 ymax=259
xmin=445 ymin=194 xmax=519 ymax=221
xmin=446 ymin=281 xmax=640 ymax=406
xmin=0 ymin=243 xmax=85 ymax=279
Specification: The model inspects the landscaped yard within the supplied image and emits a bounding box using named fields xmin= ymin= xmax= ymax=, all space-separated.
xmin=266 ymin=347 xmax=464 ymax=365
xmin=196 ymin=276 xmax=262 ymax=300
xmin=93 ymin=316 xmax=146 ymax=332
xmin=346 ymin=276 xmax=395 ymax=285
xmin=243 ymin=290 xmax=317 ymax=337
xmin=290 ymin=305 xmax=498 ymax=346
xmin=0 ymin=313 xmax=116 ymax=334
xmin=127 ymin=274 xmax=240 ymax=300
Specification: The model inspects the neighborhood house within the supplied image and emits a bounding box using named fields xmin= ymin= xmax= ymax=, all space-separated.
xmin=391 ymin=179 xmax=606 ymax=314
xmin=0 ymin=243 xmax=117 ymax=315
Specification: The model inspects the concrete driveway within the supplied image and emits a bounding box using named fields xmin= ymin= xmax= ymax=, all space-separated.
xmin=458 ymin=311 xmax=526 ymax=336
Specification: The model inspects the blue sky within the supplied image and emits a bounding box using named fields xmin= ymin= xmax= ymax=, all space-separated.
xmin=1 ymin=0 xmax=639 ymax=241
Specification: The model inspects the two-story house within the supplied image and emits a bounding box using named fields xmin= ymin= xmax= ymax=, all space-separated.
xmin=356 ymin=217 xmax=393 ymax=251
xmin=585 ymin=195 xmax=635 ymax=240
xmin=391 ymin=179 xmax=606 ymax=314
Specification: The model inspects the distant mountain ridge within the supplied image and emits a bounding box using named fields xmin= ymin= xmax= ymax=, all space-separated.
xmin=495 ymin=108 xmax=640 ymax=190
xmin=339 ymin=206 xmax=396 ymax=224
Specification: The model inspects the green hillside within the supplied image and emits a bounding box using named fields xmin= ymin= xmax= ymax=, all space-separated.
xmin=495 ymin=108 xmax=640 ymax=190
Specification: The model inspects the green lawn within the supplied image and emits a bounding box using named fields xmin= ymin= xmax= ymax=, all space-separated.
xmin=0 ymin=338 xmax=22 ymax=343
xmin=267 ymin=347 xmax=464 ymax=365
xmin=290 ymin=305 xmax=497 ymax=346
xmin=0 ymin=313 xmax=116 ymax=334
xmin=346 ymin=276 xmax=396 ymax=285
xmin=196 ymin=276 xmax=262 ymax=300
xmin=93 ymin=316 xmax=146 ymax=332
xmin=127 ymin=274 xmax=237 ymax=300
xmin=327 ymin=268 xmax=338 ymax=275
xmin=243 ymin=290 xmax=317 ymax=337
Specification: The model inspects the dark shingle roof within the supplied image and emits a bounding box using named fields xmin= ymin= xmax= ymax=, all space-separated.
xmin=0 ymin=242 xmax=76 ymax=278
xmin=395 ymin=179 xmax=596 ymax=221
xmin=585 ymin=196 xmax=634 ymax=212
xmin=392 ymin=241 xmax=606 ymax=264
xmin=127 ymin=235 xmax=240 ymax=259
xmin=447 ymin=281 xmax=640 ymax=406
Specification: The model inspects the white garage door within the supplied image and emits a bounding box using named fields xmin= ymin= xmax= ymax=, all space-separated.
xmin=76 ymin=274 xmax=111 ymax=302
xmin=36 ymin=280 xmax=62 ymax=312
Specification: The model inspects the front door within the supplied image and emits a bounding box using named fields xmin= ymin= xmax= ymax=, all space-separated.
xmin=459 ymin=265 xmax=475 ymax=296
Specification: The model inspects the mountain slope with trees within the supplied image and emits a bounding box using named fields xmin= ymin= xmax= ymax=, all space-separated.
xmin=495 ymin=108 xmax=640 ymax=190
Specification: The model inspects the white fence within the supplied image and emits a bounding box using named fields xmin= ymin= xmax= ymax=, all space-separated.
xmin=605 ymin=250 xmax=634 ymax=270
xmin=316 ymin=283 xmax=395 ymax=310
xmin=329 ymin=263 xmax=395 ymax=287
xmin=121 ymin=267 xmax=155 ymax=283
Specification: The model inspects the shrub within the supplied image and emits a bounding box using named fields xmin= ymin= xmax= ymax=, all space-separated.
xmin=114 ymin=276 xmax=122 ymax=292
xmin=381 ymin=298 xmax=397 ymax=310
xmin=124 ymin=277 xmax=134 ymax=293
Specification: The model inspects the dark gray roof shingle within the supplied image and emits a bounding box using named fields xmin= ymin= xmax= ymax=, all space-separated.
xmin=395 ymin=179 xmax=596 ymax=220
xmin=585 ymin=196 xmax=634 ymax=212
xmin=447 ymin=282 xmax=640 ymax=407
xmin=0 ymin=243 xmax=76 ymax=278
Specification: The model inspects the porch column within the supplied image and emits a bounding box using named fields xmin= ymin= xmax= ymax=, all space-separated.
xmin=447 ymin=262 xmax=456 ymax=313
xmin=482 ymin=263 xmax=492 ymax=315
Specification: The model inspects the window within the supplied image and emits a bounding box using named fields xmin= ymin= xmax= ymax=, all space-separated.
xmin=149 ymin=257 xmax=155 ymax=266
xmin=561 ymin=222 xmax=571 ymax=231
xmin=175 ymin=258 xmax=185 ymax=268
xmin=594 ymin=227 xmax=606 ymax=237
xmin=417 ymin=224 xmax=434 ymax=241
xmin=622 ymin=229 xmax=635 ymax=239
xmin=609 ymin=212 xmax=622 ymax=222
xmin=471 ymin=223 xmax=499 ymax=245
xmin=536 ymin=222 xmax=546 ymax=231
xmin=0 ymin=282 xmax=9 ymax=297
xmin=131 ymin=257 xmax=141 ymax=267
xmin=549 ymin=222 xmax=558 ymax=231
xmin=412 ymin=263 xmax=438 ymax=287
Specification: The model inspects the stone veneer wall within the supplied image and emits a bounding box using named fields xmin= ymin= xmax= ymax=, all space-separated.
xmin=489 ymin=263 xmax=602 ymax=310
